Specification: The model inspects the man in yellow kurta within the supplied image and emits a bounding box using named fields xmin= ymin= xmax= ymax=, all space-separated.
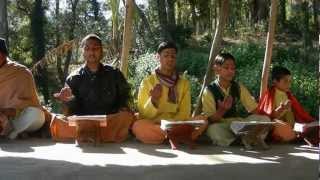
xmin=0 ymin=38 xmax=45 ymax=139
xmin=201 ymin=53 xmax=270 ymax=147
xmin=132 ymin=41 xmax=206 ymax=144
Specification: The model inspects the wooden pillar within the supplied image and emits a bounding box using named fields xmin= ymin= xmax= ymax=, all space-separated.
xmin=192 ymin=0 xmax=230 ymax=116
xmin=260 ymin=0 xmax=278 ymax=98
xmin=120 ymin=0 xmax=134 ymax=78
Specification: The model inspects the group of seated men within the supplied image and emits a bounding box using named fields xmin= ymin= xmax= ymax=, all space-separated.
xmin=0 ymin=34 xmax=316 ymax=148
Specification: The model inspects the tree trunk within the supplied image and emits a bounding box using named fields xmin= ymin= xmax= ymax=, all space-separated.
xmin=90 ymin=0 xmax=100 ymax=21
xmin=302 ymin=1 xmax=312 ymax=61
xmin=55 ymin=0 xmax=64 ymax=86
xmin=157 ymin=0 xmax=170 ymax=41
xmin=313 ymin=0 xmax=319 ymax=35
xmin=120 ymin=0 xmax=134 ymax=78
xmin=166 ymin=0 xmax=176 ymax=37
xmin=133 ymin=0 xmax=155 ymax=42
xmin=63 ymin=0 xmax=79 ymax=80
xmin=279 ymin=0 xmax=286 ymax=28
xmin=0 ymin=0 xmax=8 ymax=43
xmin=260 ymin=0 xmax=278 ymax=98
xmin=193 ymin=0 xmax=229 ymax=116
xmin=31 ymin=0 xmax=49 ymax=104
xmin=110 ymin=0 xmax=120 ymax=52
xmin=176 ymin=0 xmax=182 ymax=25
xmin=214 ymin=0 xmax=218 ymax=31
xmin=189 ymin=0 xmax=197 ymax=32
xmin=251 ymin=0 xmax=268 ymax=24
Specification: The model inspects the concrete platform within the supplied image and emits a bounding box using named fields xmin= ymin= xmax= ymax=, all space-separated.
xmin=0 ymin=138 xmax=318 ymax=180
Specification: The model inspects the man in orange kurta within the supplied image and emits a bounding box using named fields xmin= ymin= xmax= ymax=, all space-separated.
xmin=0 ymin=38 xmax=45 ymax=139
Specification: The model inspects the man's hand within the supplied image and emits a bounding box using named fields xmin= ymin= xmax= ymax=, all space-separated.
xmin=149 ymin=84 xmax=162 ymax=107
xmin=0 ymin=108 xmax=16 ymax=117
xmin=217 ymin=96 xmax=233 ymax=114
xmin=272 ymin=100 xmax=291 ymax=118
xmin=208 ymin=96 xmax=233 ymax=123
xmin=54 ymin=87 xmax=74 ymax=102
xmin=0 ymin=113 xmax=12 ymax=136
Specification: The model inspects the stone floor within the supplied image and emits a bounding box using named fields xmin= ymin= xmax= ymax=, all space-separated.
xmin=0 ymin=138 xmax=318 ymax=180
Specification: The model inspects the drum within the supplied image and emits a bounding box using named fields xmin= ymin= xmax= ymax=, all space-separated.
xmin=50 ymin=114 xmax=76 ymax=142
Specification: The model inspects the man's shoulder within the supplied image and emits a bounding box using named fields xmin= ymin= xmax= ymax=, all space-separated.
xmin=141 ymin=73 xmax=158 ymax=86
xmin=6 ymin=60 xmax=32 ymax=76
xmin=67 ymin=66 xmax=84 ymax=79
xmin=101 ymin=64 xmax=125 ymax=78
xmin=142 ymin=73 xmax=189 ymax=83
xmin=143 ymin=72 xmax=155 ymax=80
xmin=102 ymin=64 xmax=118 ymax=72
xmin=177 ymin=74 xmax=190 ymax=88
xmin=236 ymin=81 xmax=251 ymax=93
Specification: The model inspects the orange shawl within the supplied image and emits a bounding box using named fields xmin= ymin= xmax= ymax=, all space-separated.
xmin=0 ymin=59 xmax=40 ymax=110
xmin=257 ymin=86 xmax=315 ymax=123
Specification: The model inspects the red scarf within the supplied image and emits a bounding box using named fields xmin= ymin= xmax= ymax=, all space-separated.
xmin=155 ymin=68 xmax=179 ymax=104
xmin=257 ymin=86 xmax=315 ymax=123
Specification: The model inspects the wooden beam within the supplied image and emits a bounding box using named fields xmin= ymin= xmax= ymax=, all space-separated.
xmin=192 ymin=0 xmax=230 ymax=116
xmin=260 ymin=0 xmax=278 ymax=98
xmin=120 ymin=0 xmax=134 ymax=78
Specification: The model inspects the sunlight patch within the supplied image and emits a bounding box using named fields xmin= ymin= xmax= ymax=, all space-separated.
xmin=0 ymin=143 xmax=277 ymax=167
xmin=288 ymin=152 xmax=319 ymax=160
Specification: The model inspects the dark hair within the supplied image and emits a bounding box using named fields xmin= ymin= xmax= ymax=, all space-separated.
xmin=214 ymin=53 xmax=235 ymax=65
xmin=157 ymin=41 xmax=178 ymax=54
xmin=0 ymin=38 xmax=8 ymax=56
xmin=80 ymin=34 xmax=102 ymax=47
xmin=271 ymin=66 xmax=291 ymax=81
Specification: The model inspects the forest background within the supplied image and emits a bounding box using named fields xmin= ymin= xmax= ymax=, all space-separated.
xmin=0 ymin=0 xmax=318 ymax=118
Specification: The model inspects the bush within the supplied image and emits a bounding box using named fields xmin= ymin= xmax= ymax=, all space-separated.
xmin=184 ymin=74 xmax=202 ymax=109
xmin=176 ymin=48 xmax=209 ymax=79
xmin=128 ymin=52 xmax=159 ymax=97
xmin=225 ymin=43 xmax=265 ymax=98
xmin=172 ymin=25 xmax=193 ymax=47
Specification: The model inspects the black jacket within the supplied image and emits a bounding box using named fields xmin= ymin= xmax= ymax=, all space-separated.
xmin=65 ymin=64 xmax=130 ymax=115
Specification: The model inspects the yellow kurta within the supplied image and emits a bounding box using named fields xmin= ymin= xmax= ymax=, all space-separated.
xmin=200 ymin=80 xmax=269 ymax=146
xmin=137 ymin=73 xmax=191 ymax=123
xmin=201 ymin=81 xmax=257 ymax=118
xmin=273 ymin=88 xmax=295 ymax=126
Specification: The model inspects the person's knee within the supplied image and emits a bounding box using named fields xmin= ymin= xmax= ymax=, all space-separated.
xmin=272 ymin=123 xmax=296 ymax=142
xmin=132 ymin=120 xmax=145 ymax=134
xmin=206 ymin=124 xmax=223 ymax=139
xmin=132 ymin=120 xmax=165 ymax=144
xmin=21 ymin=107 xmax=45 ymax=131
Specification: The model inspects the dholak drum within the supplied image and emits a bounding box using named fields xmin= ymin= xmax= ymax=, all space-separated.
xmin=166 ymin=124 xmax=196 ymax=150
xmin=68 ymin=115 xmax=107 ymax=146
xmin=50 ymin=114 xmax=76 ymax=142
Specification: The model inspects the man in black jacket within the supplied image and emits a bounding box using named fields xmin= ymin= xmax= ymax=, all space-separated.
xmin=54 ymin=34 xmax=134 ymax=143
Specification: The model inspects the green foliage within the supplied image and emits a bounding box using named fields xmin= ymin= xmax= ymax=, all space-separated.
xmin=224 ymin=43 xmax=265 ymax=98
xmin=128 ymin=52 xmax=159 ymax=97
xmin=176 ymin=48 xmax=209 ymax=78
xmin=184 ymin=74 xmax=202 ymax=109
xmin=172 ymin=25 xmax=193 ymax=47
